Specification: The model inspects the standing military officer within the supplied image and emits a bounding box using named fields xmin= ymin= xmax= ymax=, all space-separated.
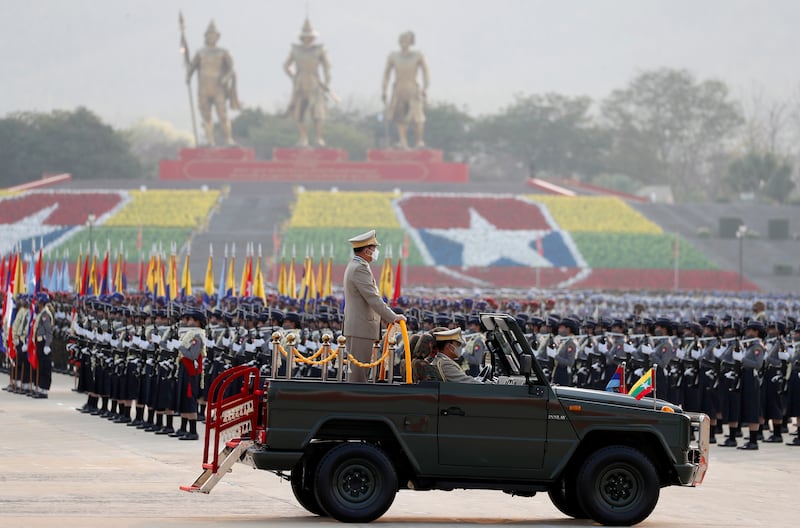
xmin=342 ymin=230 xmax=405 ymax=382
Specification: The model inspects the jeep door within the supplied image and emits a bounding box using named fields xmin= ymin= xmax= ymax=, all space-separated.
xmin=436 ymin=382 xmax=548 ymax=477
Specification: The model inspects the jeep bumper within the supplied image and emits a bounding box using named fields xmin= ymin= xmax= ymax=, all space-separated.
xmin=675 ymin=412 xmax=710 ymax=486
xmin=247 ymin=446 xmax=303 ymax=471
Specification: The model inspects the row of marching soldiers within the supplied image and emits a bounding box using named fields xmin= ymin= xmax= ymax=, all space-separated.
xmin=66 ymin=294 xmax=348 ymax=440
xmin=517 ymin=312 xmax=800 ymax=448
xmin=7 ymin=292 xmax=800 ymax=450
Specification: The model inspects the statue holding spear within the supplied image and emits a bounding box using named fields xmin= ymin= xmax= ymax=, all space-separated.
xmin=180 ymin=13 xmax=241 ymax=147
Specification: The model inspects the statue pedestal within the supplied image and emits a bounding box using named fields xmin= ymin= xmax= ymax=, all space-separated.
xmin=178 ymin=147 xmax=256 ymax=161
xmin=273 ymin=148 xmax=348 ymax=162
xmin=159 ymin=147 xmax=467 ymax=183
xmin=367 ymin=149 xmax=444 ymax=163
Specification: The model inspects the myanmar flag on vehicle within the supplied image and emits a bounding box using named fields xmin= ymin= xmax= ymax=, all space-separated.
xmin=629 ymin=368 xmax=655 ymax=400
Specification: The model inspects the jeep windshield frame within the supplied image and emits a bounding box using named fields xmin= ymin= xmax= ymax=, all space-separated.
xmin=480 ymin=312 xmax=545 ymax=385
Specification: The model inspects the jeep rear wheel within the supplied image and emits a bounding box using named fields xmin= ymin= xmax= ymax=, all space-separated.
xmin=576 ymin=446 xmax=659 ymax=526
xmin=290 ymin=458 xmax=327 ymax=516
xmin=548 ymin=475 xmax=587 ymax=519
xmin=314 ymin=443 xmax=397 ymax=523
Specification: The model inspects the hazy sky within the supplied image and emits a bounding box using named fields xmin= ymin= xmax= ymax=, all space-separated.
xmin=2 ymin=0 xmax=798 ymax=133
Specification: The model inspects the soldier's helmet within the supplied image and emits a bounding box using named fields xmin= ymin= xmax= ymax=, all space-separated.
xmin=36 ymin=291 xmax=51 ymax=304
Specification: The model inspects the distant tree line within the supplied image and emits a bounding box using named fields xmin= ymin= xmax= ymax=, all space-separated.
xmin=1 ymin=68 xmax=797 ymax=203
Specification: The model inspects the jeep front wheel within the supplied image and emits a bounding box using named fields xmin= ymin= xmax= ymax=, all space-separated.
xmin=314 ymin=443 xmax=397 ymax=523
xmin=575 ymin=445 xmax=659 ymax=526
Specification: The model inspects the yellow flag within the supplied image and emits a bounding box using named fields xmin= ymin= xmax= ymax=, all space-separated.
xmin=155 ymin=254 xmax=166 ymax=298
xmin=226 ymin=255 xmax=237 ymax=297
xmin=323 ymin=256 xmax=332 ymax=297
xmin=146 ymin=255 xmax=155 ymax=293
xmin=253 ymin=255 xmax=265 ymax=302
xmin=204 ymin=254 xmax=214 ymax=296
xmin=74 ymin=252 xmax=83 ymax=294
xmin=114 ymin=253 xmax=123 ymax=293
xmin=287 ymin=257 xmax=296 ymax=299
xmin=181 ymin=253 xmax=192 ymax=296
xmin=383 ymin=256 xmax=393 ymax=298
xmin=316 ymin=255 xmax=324 ymax=295
xmin=278 ymin=258 xmax=287 ymax=296
xmin=14 ymin=252 xmax=26 ymax=294
xmin=307 ymin=256 xmax=317 ymax=299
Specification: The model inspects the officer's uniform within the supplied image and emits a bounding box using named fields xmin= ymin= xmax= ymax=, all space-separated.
xmin=33 ymin=296 xmax=55 ymax=398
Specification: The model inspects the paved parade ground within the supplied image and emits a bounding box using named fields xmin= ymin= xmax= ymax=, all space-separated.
xmin=1 ymin=372 xmax=798 ymax=528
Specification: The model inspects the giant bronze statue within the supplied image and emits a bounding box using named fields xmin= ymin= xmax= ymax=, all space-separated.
xmin=382 ymin=31 xmax=429 ymax=149
xmin=183 ymin=18 xmax=240 ymax=146
xmin=283 ymin=18 xmax=332 ymax=147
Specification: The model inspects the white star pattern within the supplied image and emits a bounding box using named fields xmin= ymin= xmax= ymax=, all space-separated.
xmin=426 ymin=208 xmax=551 ymax=268
xmin=0 ymin=204 xmax=62 ymax=256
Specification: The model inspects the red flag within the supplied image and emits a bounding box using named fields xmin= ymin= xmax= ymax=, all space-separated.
xmin=99 ymin=251 xmax=110 ymax=295
xmin=392 ymin=257 xmax=403 ymax=306
xmin=81 ymin=254 xmax=90 ymax=295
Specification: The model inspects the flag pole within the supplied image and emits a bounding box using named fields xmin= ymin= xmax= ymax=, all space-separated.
xmin=179 ymin=12 xmax=199 ymax=146
xmin=652 ymin=366 xmax=657 ymax=410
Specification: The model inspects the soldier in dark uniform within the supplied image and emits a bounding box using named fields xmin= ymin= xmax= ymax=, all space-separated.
xmin=785 ymin=324 xmax=800 ymax=446
xmin=698 ymin=319 xmax=722 ymax=444
xmin=552 ymin=317 xmax=578 ymax=386
xmin=718 ymin=320 xmax=744 ymax=447
xmin=762 ymin=320 xmax=789 ymax=443
xmin=649 ymin=317 xmax=675 ymax=403
xmin=171 ymin=307 xmax=206 ymax=440
xmin=680 ymin=322 xmax=704 ymax=413
xmin=737 ymin=320 xmax=766 ymax=450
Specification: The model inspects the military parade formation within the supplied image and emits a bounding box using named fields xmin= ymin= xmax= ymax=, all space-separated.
xmin=2 ymin=289 xmax=800 ymax=449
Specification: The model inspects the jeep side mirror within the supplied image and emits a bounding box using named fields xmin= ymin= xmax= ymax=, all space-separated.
xmin=520 ymin=354 xmax=532 ymax=381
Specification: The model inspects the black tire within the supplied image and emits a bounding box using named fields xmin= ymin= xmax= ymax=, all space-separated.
xmin=313 ymin=442 xmax=398 ymax=523
xmin=575 ymin=446 xmax=660 ymax=526
xmin=548 ymin=475 xmax=587 ymax=519
xmin=290 ymin=458 xmax=327 ymax=516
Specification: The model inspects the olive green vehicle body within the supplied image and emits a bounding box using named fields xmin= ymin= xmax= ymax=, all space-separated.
xmin=248 ymin=314 xmax=708 ymax=493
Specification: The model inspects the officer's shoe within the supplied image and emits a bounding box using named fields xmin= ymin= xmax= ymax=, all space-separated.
xmin=737 ymin=442 xmax=759 ymax=450
xmin=786 ymin=437 xmax=800 ymax=446
xmin=127 ymin=419 xmax=143 ymax=427
xmin=764 ymin=434 xmax=783 ymax=443
xmin=755 ymin=432 xmax=765 ymax=442
xmin=155 ymin=426 xmax=174 ymax=435
xmin=179 ymin=432 xmax=199 ymax=441
xmin=136 ymin=422 xmax=153 ymax=430
xmin=34 ymin=392 xmax=48 ymax=399
xmin=720 ymin=438 xmax=738 ymax=447
xmin=168 ymin=430 xmax=187 ymax=438
xmin=114 ymin=416 xmax=131 ymax=424
xmin=143 ymin=423 xmax=161 ymax=432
